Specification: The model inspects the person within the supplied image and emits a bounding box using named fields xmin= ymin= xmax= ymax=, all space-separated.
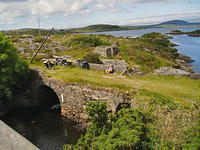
xmin=55 ymin=58 xmax=59 ymax=65
xmin=62 ymin=59 xmax=67 ymax=66
xmin=49 ymin=60 xmax=55 ymax=69
xmin=77 ymin=58 xmax=82 ymax=66
xmin=105 ymin=64 xmax=114 ymax=74
xmin=81 ymin=61 xmax=90 ymax=69
xmin=67 ymin=60 xmax=72 ymax=66
xmin=43 ymin=60 xmax=49 ymax=68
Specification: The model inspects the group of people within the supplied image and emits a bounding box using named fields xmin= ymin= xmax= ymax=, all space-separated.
xmin=43 ymin=58 xmax=90 ymax=70
xmin=43 ymin=60 xmax=55 ymax=69
xmin=43 ymin=58 xmax=115 ymax=74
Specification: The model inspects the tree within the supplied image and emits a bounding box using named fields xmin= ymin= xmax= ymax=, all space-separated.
xmin=0 ymin=32 xmax=30 ymax=104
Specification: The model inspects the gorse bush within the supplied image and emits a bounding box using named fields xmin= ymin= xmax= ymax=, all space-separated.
xmin=64 ymin=101 xmax=158 ymax=150
xmin=63 ymin=100 xmax=200 ymax=150
xmin=68 ymin=35 xmax=103 ymax=47
xmin=0 ymin=33 xmax=30 ymax=103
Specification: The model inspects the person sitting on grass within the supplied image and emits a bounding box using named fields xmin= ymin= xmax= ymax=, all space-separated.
xmin=43 ymin=60 xmax=49 ymax=68
xmin=105 ymin=64 xmax=114 ymax=74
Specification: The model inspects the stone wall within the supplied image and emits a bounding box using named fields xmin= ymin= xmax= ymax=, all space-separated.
xmin=44 ymin=78 xmax=132 ymax=123
xmin=10 ymin=69 xmax=133 ymax=124
xmin=0 ymin=120 xmax=39 ymax=150
xmin=94 ymin=46 xmax=119 ymax=57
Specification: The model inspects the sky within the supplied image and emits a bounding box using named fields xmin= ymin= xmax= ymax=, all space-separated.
xmin=0 ymin=0 xmax=200 ymax=30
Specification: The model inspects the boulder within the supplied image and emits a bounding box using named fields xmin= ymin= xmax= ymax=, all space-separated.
xmin=154 ymin=67 xmax=191 ymax=76
xmin=54 ymin=46 xmax=67 ymax=51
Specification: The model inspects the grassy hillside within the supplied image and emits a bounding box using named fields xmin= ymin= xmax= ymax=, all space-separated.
xmin=2 ymin=30 xmax=200 ymax=149
xmin=2 ymin=30 xmax=183 ymax=73
xmin=30 ymin=63 xmax=200 ymax=149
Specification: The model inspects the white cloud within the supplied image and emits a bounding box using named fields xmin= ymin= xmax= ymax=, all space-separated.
xmin=117 ymin=12 xmax=200 ymax=25
xmin=0 ymin=0 xmax=198 ymax=26
xmin=30 ymin=0 xmax=95 ymax=16
xmin=0 ymin=2 xmax=30 ymax=24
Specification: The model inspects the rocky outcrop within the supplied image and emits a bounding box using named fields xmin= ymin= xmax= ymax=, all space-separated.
xmin=153 ymin=67 xmax=191 ymax=76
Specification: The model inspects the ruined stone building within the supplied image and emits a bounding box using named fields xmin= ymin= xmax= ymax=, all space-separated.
xmin=94 ymin=46 xmax=119 ymax=57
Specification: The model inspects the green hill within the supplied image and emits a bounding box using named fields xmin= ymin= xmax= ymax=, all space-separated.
xmin=67 ymin=24 xmax=130 ymax=33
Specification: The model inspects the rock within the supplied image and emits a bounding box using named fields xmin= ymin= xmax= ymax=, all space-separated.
xmin=190 ymin=73 xmax=200 ymax=80
xmin=177 ymin=54 xmax=194 ymax=63
xmin=79 ymin=113 xmax=88 ymax=120
xmin=94 ymin=46 xmax=119 ymax=57
xmin=54 ymin=46 xmax=67 ymax=51
xmin=154 ymin=67 xmax=191 ymax=76
xmin=17 ymin=47 xmax=25 ymax=54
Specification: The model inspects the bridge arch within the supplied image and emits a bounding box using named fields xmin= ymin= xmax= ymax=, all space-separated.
xmin=37 ymin=85 xmax=61 ymax=112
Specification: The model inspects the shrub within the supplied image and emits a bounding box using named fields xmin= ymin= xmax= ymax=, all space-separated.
xmin=0 ymin=32 xmax=30 ymax=103
xmin=83 ymin=53 xmax=102 ymax=64
xmin=64 ymin=101 xmax=157 ymax=150
xmin=68 ymin=35 xmax=103 ymax=47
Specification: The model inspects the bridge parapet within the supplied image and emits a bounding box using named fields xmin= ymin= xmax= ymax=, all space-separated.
xmin=0 ymin=120 xmax=39 ymax=150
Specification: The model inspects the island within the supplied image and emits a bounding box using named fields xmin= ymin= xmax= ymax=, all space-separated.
xmin=168 ymin=29 xmax=200 ymax=37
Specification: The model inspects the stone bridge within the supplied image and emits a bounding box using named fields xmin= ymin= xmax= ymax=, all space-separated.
xmin=32 ymin=69 xmax=132 ymax=123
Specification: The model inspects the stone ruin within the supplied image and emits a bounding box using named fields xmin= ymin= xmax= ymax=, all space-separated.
xmin=94 ymin=46 xmax=119 ymax=57
xmin=90 ymin=59 xmax=129 ymax=72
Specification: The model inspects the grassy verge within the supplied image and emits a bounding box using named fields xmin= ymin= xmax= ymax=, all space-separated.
xmin=30 ymin=63 xmax=200 ymax=106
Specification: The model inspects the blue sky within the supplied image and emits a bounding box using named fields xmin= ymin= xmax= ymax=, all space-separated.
xmin=0 ymin=0 xmax=200 ymax=30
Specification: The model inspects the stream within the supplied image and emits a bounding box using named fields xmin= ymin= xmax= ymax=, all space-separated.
xmin=1 ymin=107 xmax=83 ymax=150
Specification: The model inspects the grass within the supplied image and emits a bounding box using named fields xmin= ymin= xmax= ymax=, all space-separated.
xmin=6 ymin=30 xmax=181 ymax=72
xmin=30 ymin=63 xmax=200 ymax=106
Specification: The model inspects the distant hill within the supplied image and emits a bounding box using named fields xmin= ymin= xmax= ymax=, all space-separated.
xmin=4 ymin=20 xmax=200 ymax=33
xmin=84 ymin=24 xmax=122 ymax=31
xmin=158 ymin=20 xmax=200 ymax=26
xmin=67 ymin=24 xmax=130 ymax=33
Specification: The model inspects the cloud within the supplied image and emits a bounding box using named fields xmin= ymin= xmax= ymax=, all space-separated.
xmin=0 ymin=1 xmax=30 ymax=24
xmin=117 ymin=12 xmax=200 ymax=25
xmin=0 ymin=0 xmax=198 ymax=26
xmin=0 ymin=0 xmax=27 ymax=2
xmin=30 ymin=0 xmax=95 ymax=16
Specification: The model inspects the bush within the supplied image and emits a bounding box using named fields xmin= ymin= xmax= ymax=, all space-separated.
xmin=64 ymin=101 xmax=157 ymax=150
xmin=68 ymin=35 xmax=103 ymax=47
xmin=0 ymin=32 xmax=30 ymax=103
xmin=141 ymin=32 xmax=171 ymax=47
xmin=83 ymin=53 xmax=102 ymax=64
